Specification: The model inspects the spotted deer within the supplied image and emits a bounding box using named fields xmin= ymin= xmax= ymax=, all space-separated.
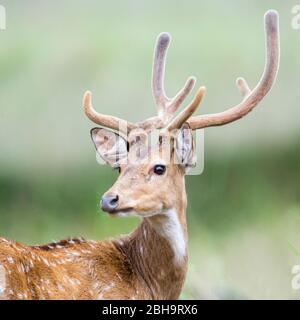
xmin=0 ymin=10 xmax=279 ymax=300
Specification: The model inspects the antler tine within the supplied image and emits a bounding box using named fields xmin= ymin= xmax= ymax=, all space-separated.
xmin=83 ymin=91 xmax=137 ymax=134
xmin=152 ymin=32 xmax=171 ymax=109
xmin=187 ymin=10 xmax=279 ymax=130
xmin=236 ymin=77 xmax=251 ymax=98
xmin=167 ymin=87 xmax=206 ymax=131
xmin=152 ymin=32 xmax=196 ymax=121
xmin=168 ymin=76 xmax=196 ymax=113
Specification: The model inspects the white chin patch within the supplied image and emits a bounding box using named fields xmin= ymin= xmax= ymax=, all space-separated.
xmin=0 ymin=264 xmax=6 ymax=298
xmin=113 ymin=212 xmax=130 ymax=217
xmin=111 ymin=211 xmax=136 ymax=218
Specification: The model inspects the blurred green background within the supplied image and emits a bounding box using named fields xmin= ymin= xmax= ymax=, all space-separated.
xmin=0 ymin=0 xmax=300 ymax=299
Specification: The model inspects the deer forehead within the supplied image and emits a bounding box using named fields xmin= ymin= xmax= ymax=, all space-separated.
xmin=127 ymin=135 xmax=174 ymax=161
xmin=123 ymin=148 xmax=170 ymax=171
xmin=119 ymin=164 xmax=161 ymax=181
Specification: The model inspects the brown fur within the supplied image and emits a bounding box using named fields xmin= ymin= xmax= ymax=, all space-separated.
xmin=0 ymin=218 xmax=187 ymax=299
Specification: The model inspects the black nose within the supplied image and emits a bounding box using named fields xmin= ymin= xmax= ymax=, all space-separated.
xmin=101 ymin=194 xmax=119 ymax=213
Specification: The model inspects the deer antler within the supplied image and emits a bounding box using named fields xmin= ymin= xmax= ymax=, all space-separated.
xmin=83 ymin=32 xmax=202 ymax=133
xmin=166 ymin=87 xmax=206 ymax=131
xmin=185 ymin=10 xmax=279 ymax=130
xmin=83 ymin=91 xmax=137 ymax=134
xmin=83 ymin=10 xmax=279 ymax=134
xmin=152 ymin=32 xmax=196 ymax=121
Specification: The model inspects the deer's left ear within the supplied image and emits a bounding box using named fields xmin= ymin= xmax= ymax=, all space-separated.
xmin=174 ymin=123 xmax=196 ymax=169
xmin=90 ymin=128 xmax=128 ymax=168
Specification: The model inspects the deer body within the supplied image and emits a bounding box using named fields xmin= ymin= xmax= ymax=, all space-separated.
xmin=0 ymin=213 xmax=187 ymax=300
xmin=0 ymin=10 xmax=279 ymax=300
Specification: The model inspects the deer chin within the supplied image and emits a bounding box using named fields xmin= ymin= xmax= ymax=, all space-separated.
xmin=107 ymin=206 xmax=164 ymax=218
xmin=106 ymin=207 xmax=134 ymax=217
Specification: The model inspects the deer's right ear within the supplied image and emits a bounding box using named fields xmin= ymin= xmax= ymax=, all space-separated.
xmin=90 ymin=128 xmax=128 ymax=168
xmin=174 ymin=124 xmax=196 ymax=170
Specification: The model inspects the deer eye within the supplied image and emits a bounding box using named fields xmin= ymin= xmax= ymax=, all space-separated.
xmin=153 ymin=164 xmax=166 ymax=175
xmin=113 ymin=166 xmax=121 ymax=174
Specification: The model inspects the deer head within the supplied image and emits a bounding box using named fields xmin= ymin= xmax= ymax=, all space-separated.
xmin=83 ymin=10 xmax=279 ymax=221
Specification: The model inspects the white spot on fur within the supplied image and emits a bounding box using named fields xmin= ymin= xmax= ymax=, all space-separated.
xmin=0 ymin=265 xmax=6 ymax=296
xmin=97 ymin=293 xmax=104 ymax=299
xmin=81 ymin=249 xmax=92 ymax=254
xmin=29 ymin=259 xmax=34 ymax=267
xmin=67 ymin=277 xmax=78 ymax=286
xmin=17 ymin=264 xmax=24 ymax=273
xmin=116 ymin=273 xmax=122 ymax=281
xmin=57 ymin=283 xmax=65 ymax=292
xmin=17 ymin=293 xmax=25 ymax=299
xmin=89 ymin=240 xmax=98 ymax=248
xmin=159 ymin=270 xmax=166 ymax=278
xmin=118 ymin=240 xmax=124 ymax=246
xmin=99 ymin=282 xmax=115 ymax=297
xmin=71 ymin=252 xmax=80 ymax=257
xmin=92 ymin=282 xmax=98 ymax=289
xmin=6 ymin=256 xmax=14 ymax=264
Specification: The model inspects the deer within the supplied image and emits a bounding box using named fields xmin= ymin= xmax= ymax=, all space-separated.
xmin=0 ymin=10 xmax=279 ymax=300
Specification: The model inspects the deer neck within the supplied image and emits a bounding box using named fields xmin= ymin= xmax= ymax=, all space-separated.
xmin=116 ymin=188 xmax=188 ymax=299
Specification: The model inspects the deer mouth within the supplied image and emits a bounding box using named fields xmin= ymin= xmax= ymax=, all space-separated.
xmin=108 ymin=207 xmax=133 ymax=215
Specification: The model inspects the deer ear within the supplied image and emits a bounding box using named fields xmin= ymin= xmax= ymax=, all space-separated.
xmin=90 ymin=128 xmax=128 ymax=167
xmin=174 ymin=123 xmax=196 ymax=169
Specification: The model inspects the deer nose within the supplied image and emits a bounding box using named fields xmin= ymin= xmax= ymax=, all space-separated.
xmin=100 ymin=194 xmax=119 ymax=213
